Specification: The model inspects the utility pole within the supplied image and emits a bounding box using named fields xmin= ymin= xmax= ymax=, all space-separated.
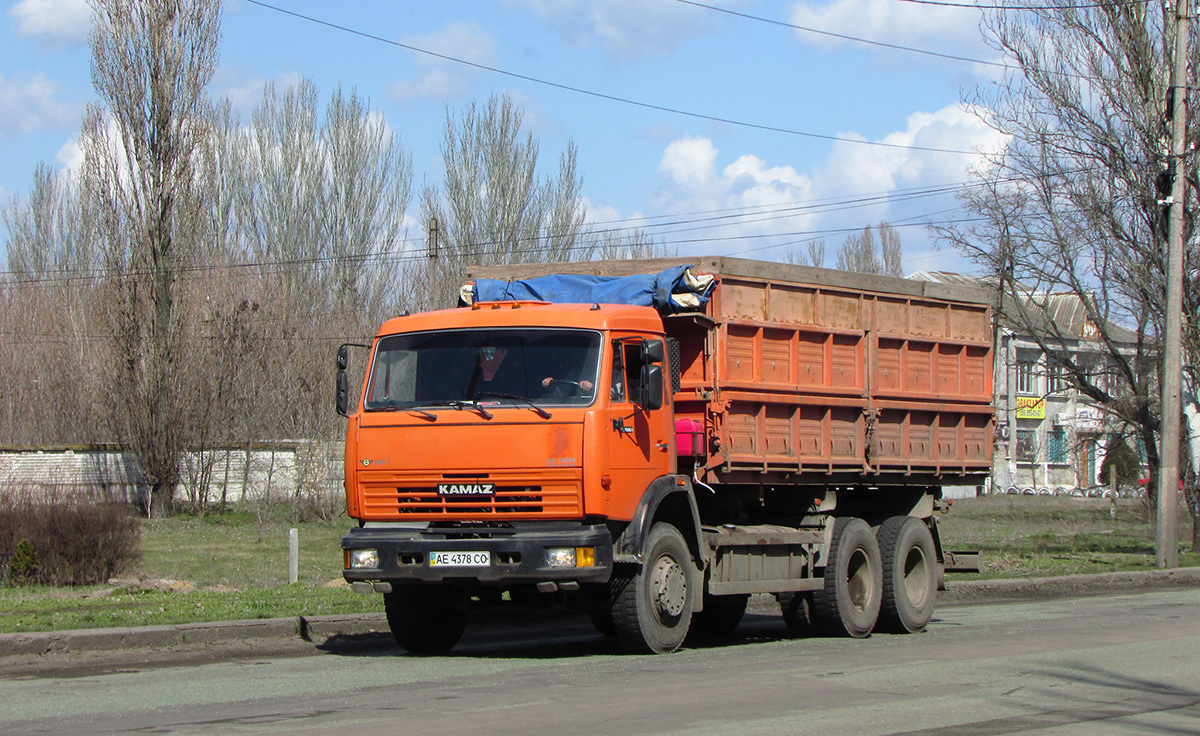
xmin=428 ymin=217 xmax=439 ymax=260
xmin=1158 ymin=0 xmax=1190 ymax=568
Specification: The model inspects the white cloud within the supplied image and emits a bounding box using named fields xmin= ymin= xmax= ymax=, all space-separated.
xmin=822 ymin=103 xmax=1006 ymax=194
xmin=660 ymin=136 xmax=718 ymax=188
xmin=647 ymin=107 xmax=1007 ymax=268
xmin=0 ymin=73 xmax=73 ymax=139
xmin=388 ymin=23 xmax=495 ymax=102
xmin=54 ymin=135 xmax=84 ymax=175
xmin=8 ymin=0 xmax=91 ymax=46
xmin=789 ymin=0 xmax=984 ymax=53
xmin=653 ymin=136 xmax=816 ymax=255
xmin=515 ymin=0 xmax=714 ymax=60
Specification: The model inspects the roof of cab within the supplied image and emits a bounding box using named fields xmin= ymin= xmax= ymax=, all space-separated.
xmin=374 ymin=301 xmax=665 ymax=339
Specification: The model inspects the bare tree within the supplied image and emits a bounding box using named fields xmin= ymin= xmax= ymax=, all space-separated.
xmin=3 ymin=164 xmax=97 ymax=279
xmin=83 ymin=0 xmax=223 ymax=517
xmin=937 ymin=1 xmax=1200 ymax=545
xmin=415 ymin=93 xmax=599 ymax=310
xmin=879 ymin=221 xmax=903 ymax=277
xmin=2 ymin=155 xmax=107 ymax=446
xmin=785 ymin=239 xmax=827 ymax=268
xmin=237 ymin=79 xmax=411 ymax=318
xmin=321 ymin=85 xmax=413 ymax=318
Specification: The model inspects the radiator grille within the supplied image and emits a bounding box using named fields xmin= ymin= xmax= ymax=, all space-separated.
xmin=359 ymin=474 xmax=582 ymax=519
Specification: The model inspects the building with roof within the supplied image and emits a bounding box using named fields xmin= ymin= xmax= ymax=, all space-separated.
xmin=910 ymin=271 xmax=1140 ymax=494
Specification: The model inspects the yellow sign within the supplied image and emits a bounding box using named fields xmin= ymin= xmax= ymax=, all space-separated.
xmin=1016 ymin=396 xmax=1045 ymax=419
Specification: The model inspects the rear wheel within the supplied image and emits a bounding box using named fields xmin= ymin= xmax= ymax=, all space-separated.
xmin=611 ymin=523 xmax=695 ymax=653
xmin=778 ymin=591 xmax=818 ymax=637
xmin=812 ymin=517 xmax=882 ymax=638
xmin=875 ymin=516 xmax=937 ymax=633
xmin=384 ymin=585 xmax=467 ymax=654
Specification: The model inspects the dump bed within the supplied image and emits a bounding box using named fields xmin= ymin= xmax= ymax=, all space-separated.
xmin=467 ymin=256 xmax=994 ymax=488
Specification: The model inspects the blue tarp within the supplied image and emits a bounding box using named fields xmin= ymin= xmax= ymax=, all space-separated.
xmin=468 ymin=265 xmax=713 ymax=314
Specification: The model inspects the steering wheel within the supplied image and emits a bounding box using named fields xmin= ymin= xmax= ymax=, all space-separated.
xmin=546 ymin=379 xmax=581 ymax=396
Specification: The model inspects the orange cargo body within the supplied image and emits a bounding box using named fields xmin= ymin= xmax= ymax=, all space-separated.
xmin=468 ymin=256 xmax=995 ymax=489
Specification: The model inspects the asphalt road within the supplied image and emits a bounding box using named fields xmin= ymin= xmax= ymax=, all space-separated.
xmin=2 ymin=590 xmax=1198 ymax=736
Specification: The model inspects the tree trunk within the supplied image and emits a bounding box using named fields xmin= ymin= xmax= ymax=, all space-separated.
xmin=149 ymin=481 xmax=172 ymax=519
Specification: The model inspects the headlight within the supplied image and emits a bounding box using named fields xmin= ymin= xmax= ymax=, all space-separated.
xmin=546 ymin=547 xmax=595 ymax=568
xmin=546 ymin=547 xmax=576 ymax=567
xmin=348 ymin=548 xmax=379 ymax=569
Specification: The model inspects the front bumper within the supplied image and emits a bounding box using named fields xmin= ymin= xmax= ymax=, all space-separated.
xmin=342 ymin=522 xmax=613 ymax=585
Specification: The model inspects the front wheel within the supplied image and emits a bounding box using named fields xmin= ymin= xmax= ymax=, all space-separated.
xmin=611 ymin=523 xmax=695 ymax=653
xmin=812 ymin=517 xmax=882 ymax=638
xmin=384 ymin=585 xmax=467 ymax=654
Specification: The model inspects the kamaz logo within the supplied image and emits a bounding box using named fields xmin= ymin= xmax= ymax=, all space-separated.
xmin=437 ymin=483 xmax=495 ymax=497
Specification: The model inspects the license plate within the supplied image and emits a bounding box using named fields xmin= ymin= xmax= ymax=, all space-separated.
xmin=429 ymin=551 xmax=491 ymax=567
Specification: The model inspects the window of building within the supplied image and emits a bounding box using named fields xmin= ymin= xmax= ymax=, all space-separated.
xmin=1016 ymin=360 xmax=1037 ymax=394
xmin=1048 ymin=364 xmax=1071 ymax=394
xmin=1016 ymin=429 xmax=1037 ymax=461
xmin=1048 ymin=428 xmax=1068 ymax=463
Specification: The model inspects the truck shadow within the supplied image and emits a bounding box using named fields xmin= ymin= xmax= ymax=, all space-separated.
xmin=316 ymin=612 xmax=798 ymax=660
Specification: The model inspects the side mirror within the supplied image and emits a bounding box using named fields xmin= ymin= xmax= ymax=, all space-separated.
xmin=643 ymin=339 xmax=665 ymax=364
xmin=336 ymin=371 xmax=350 ymax=417
xmin=640 ymin=364 xmax=664 ymax=411
xmin=337 ymin=345 xmax=350 ymax=371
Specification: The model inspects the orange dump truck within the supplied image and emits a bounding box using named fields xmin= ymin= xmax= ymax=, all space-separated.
xmin=339 ymin=256 xmax=993 ymax=653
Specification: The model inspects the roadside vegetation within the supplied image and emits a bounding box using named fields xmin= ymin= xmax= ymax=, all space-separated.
xmin=1 ymin=495 xmax=1196 ymax=635
xmin=941 ymin=495 xmax=1199 ymax=579
xmin=0 ymin=510 xmax=376 ymax=634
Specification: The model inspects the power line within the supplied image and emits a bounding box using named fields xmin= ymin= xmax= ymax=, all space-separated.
xmin=897 ymin=0 xmax=1150 ymax=9
xmin=242 ymin=0 xmax=982 ymax=156
xmin=1 ymin=180 xmax=987 ymax=285
xmin=676 ymin=0 xmax=1011 ymax=70
xmin=678 ymin=0 xmax=1118 ymax=84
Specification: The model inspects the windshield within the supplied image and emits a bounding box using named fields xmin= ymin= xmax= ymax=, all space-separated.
xmin=364 ymin=328 xmax=601 ymax=410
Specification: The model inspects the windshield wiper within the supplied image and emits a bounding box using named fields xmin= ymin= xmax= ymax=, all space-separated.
xmin=476 ymin=392 xmax=553 ymax=419
xmin=370 ymin=403 xmax=437 ymax=421
xmin=447 ymin=400 xmax=493 ymax=420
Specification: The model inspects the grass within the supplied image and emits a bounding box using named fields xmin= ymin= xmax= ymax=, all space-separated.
xmin=0 ymin=496 xmax=1196 ymax=634
xmin=0 ymin=509 xmax=380 ymax=634
xmin=939 ymin=494 xmax=1200 ymax=579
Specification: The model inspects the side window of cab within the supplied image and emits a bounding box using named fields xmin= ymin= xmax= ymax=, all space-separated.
xmin=609 ymin=341 xmax=626 ymax=402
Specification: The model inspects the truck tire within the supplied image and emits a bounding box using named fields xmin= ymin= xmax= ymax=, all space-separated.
xmin=611 ymin=522 xmax=694 ymax=653
xmin=875 ymin=516 xmax=937 ymax=633
xmin=691 ymin=593 xmax=749 ymax=637
xmin=812 ymin=517 xmax=882 ymax=638
xmin=384 ymin=586 xmax=467 ymax=654
xmin=778 ymin=591 xmax=818 ymax=637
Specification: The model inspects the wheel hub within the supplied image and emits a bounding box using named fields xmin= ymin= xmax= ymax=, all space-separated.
xmin=650 ymin=556 xmax=686 ymax=618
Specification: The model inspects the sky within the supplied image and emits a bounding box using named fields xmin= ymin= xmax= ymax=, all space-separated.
xmin=0 ymin=0 xmax=1011 ymax=275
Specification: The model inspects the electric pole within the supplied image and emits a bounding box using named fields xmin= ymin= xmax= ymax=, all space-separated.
xmin=1158 ymin=0 xmax=1190 ymax=568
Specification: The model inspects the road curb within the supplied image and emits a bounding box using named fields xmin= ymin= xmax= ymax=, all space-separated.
xmin=940 ymin=565 xmax=1200 ymax=605
xmin=3 ymin=567 xmax=1199 ymax=658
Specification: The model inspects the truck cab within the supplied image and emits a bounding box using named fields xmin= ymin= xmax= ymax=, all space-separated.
xmin=341 ymin=300 xmax=690 ymax=653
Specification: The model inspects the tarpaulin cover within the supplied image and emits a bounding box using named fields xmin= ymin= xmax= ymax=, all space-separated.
xmin=467 ymin=265 xmax=714 ymax=314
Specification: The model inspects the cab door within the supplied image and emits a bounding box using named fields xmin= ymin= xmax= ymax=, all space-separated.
xmin=603 ymin=336 xmax=673 ymax=521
